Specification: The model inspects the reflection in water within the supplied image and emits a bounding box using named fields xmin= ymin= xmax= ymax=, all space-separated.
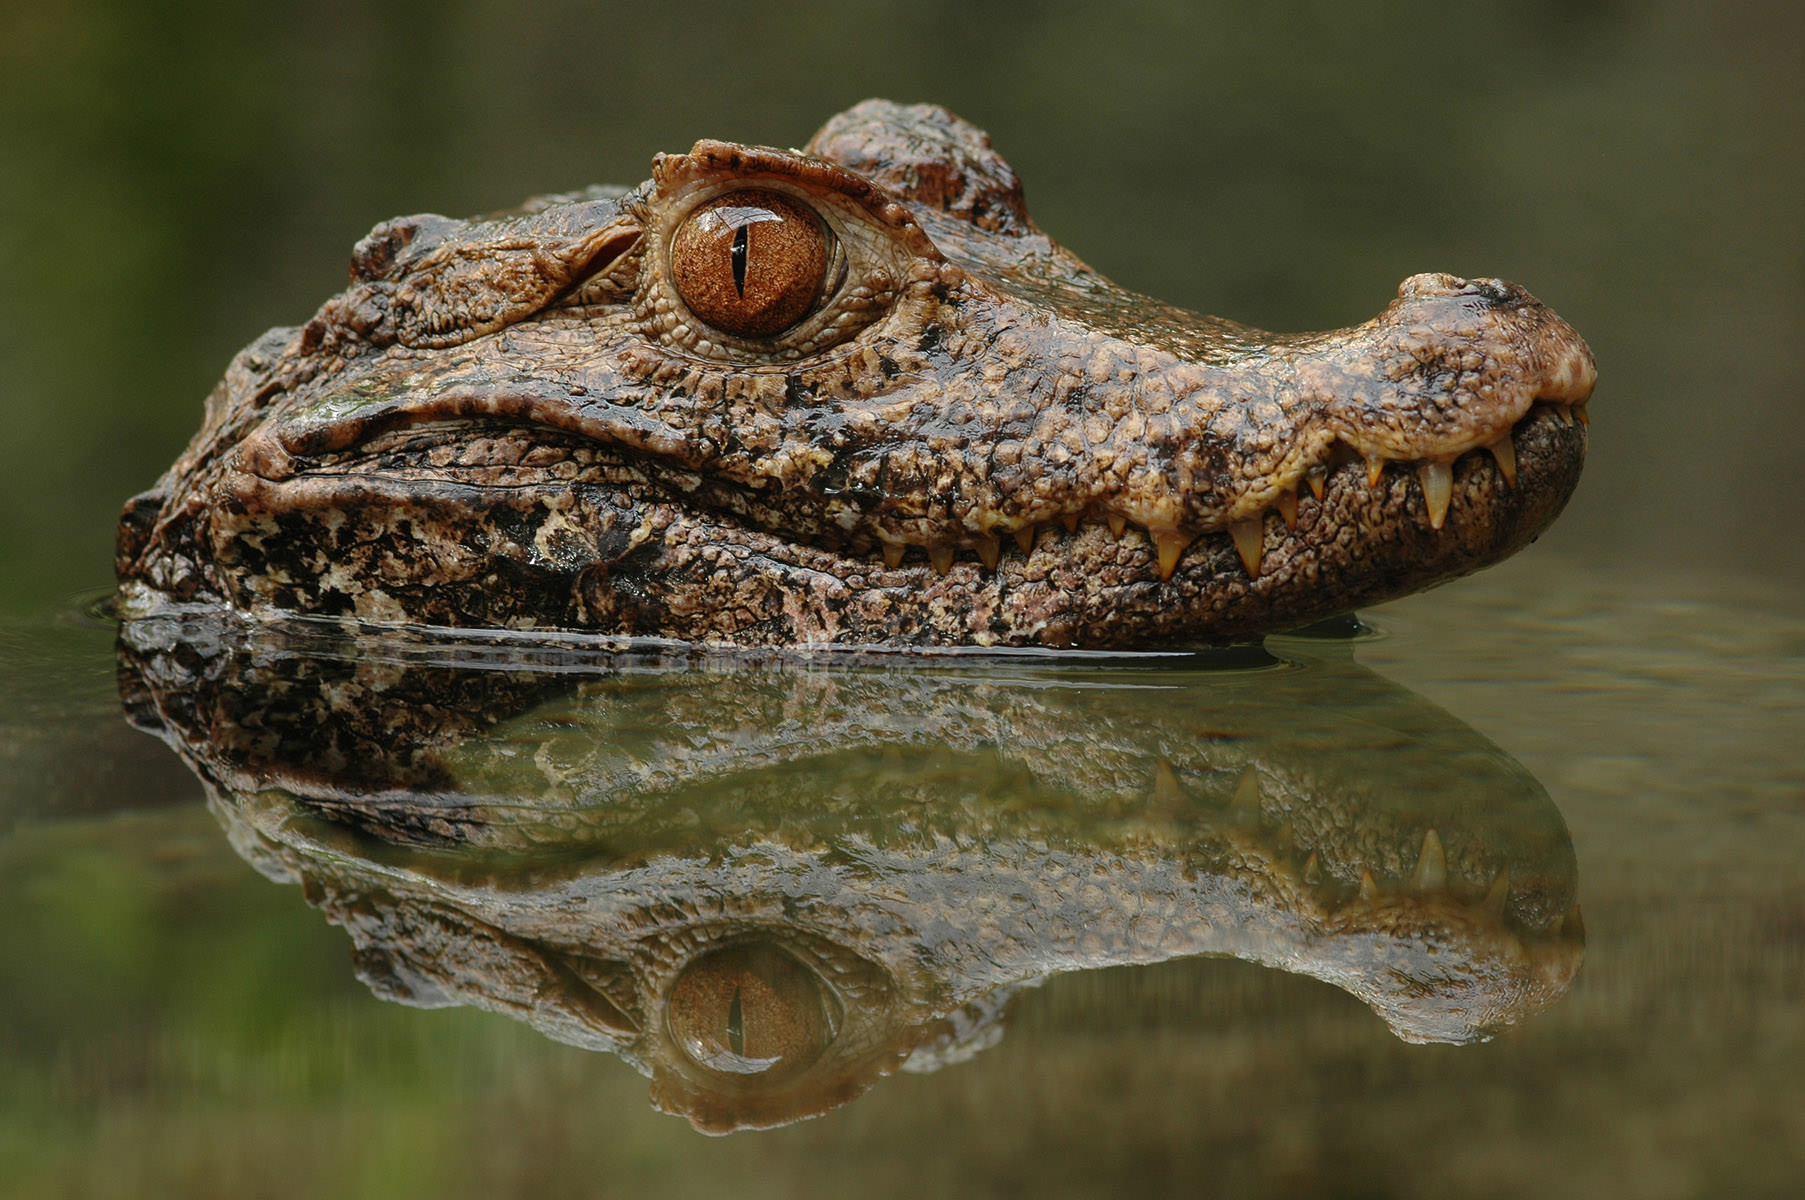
xmin=117 ymin=616 xmax=1583 ymax=1133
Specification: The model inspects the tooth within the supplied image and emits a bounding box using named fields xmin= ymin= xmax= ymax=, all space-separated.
xmin=1554 ymin=405 xmax=1574 ymax=426
xmin=1151 ymin=759 xmax=1185 ymax=808
xmin=1574 ymin=403 xmax=1590 ymax=425
xmin=1306 ymin=466 xmax=1327 ymax=500
xmin=1365 ymin=457 xmax=1386 ymax=488
xmin=1152 ymin=530 xmax=1191 ymax=580
xmin=1061 ymin=513 xmax=1081 ymax=533
xmin=1107 ymin=514 xmax=1127 ymax=539
xmin=1357 ymin=869 xmax=1380 ymax=902
xmin=881 ymin=541 xmax=905 ymax=569
xmin=1408 ymin=828 xmax=1447 ymax=892
xmin=928 ymin=545 xmax=954 ymax=575
xmin=1230 ymin=518 xmax=1263 ymax=577
xmin=1487 ymin=436 xmax=1517 ymax=488
xmin=976 ymin=537 xmax=1000 ymax=570
xmin=1276 ymin=490 xmax=1298 ymax=530
xmin=1013 ymin=527 xmax=1037 ymax=555
xmin=1229 ymin=767 xmax=1263 ymax=826
xmin=1483 ymin=870 xmax=1511 ymax=917
xmin=1418 ymin=462 xmax=1453 ymax=530
xmin=1558 ymin=903 xmax=1585 ymax=939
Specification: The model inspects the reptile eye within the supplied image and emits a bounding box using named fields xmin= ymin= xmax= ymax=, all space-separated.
xmin=670 ymin=190 xmax=833 ymax=338
xmin=665 ymin=943 xmax=838 ymax=1078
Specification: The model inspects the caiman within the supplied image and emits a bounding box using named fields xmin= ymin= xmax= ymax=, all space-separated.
xmin=115 ymin=100 xmax=1596 ymax=647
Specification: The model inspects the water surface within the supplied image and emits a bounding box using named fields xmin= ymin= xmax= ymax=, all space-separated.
xmin=2 ymin=554 xmax=1799 ymax=1197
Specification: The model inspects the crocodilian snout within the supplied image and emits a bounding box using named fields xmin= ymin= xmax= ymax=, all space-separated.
xmin=1396 ymin=272 xmax=1596 ymax=404
xmin=1300 ymin=272 xmax=1593 ymax=506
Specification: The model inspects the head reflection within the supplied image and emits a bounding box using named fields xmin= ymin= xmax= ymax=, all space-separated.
xmin=119 ymin=619 xmax=1585 ymax=1133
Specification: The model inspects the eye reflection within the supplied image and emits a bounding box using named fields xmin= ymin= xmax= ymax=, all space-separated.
xmin=669 ymin=190 xmax=831 ymax=338
xmin=665 ymin=942 xmax=839 ymax=1077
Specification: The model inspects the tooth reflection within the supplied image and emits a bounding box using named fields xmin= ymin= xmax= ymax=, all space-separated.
xmin=117 ymin=617 xmax=1585 ymax=1135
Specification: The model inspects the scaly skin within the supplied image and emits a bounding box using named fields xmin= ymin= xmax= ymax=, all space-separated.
xmin=119 ymin=615 xmax=1584 ymax=1131
xmin=116 ymin=100 xmax=1595 ymax=647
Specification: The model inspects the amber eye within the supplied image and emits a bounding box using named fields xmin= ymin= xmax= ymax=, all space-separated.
xmin=665 ymin=943 xmax=838 ymax=1078
xmin=670 ymin=190 xmax=832 ymax=338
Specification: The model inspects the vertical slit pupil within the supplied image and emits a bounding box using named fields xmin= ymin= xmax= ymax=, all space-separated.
xmin=730 ymin=224 xmax=748 ymax=298
xmin=727 ymin=985 xmax=744 ymax=1055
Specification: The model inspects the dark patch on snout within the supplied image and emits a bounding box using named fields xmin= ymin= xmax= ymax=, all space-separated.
xmin=784 ymin=375 xmax=818 ymax=406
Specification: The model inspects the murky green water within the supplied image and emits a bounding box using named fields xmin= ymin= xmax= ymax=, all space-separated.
xmin=3 ymin=555 xmax=1799 ymax=1197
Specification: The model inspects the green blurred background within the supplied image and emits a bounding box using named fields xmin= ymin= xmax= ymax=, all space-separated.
xmin=0 ymin=0 xmax=1800 ymax=610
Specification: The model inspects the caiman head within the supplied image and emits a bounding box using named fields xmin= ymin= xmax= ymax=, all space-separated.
xmin=116 ymin=99 xmax=1596 ymax=647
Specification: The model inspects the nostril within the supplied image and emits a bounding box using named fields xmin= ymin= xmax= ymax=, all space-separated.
xmin=1398 ymin=274 xmax=1521 ymax=307
xmin=1470 ymin=278 xmax=1514 ymax=305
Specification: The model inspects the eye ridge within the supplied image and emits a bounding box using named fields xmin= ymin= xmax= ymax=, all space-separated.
xmin=670 ymin=189 xmax=832 ymax=340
